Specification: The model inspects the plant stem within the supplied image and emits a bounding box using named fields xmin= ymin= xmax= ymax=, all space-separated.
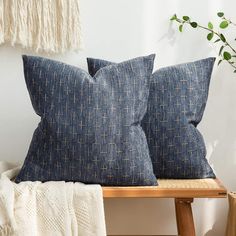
xmin=228 ymin=61 xmax=236 ymax=69
xmin=197 ymin=25 xmax=236 ymax=54
xmin=223 ymin=17 xmax=236 ymax=26
xmin=230 ymin=21 xmax=236 ymax=26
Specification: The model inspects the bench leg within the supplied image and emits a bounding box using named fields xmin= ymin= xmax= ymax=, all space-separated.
xmin=175 ymin=198 xmax=196 ymax=236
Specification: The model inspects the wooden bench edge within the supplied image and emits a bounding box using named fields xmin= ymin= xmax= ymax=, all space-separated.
xmin=102 ymin=178 xmax=227 ymax=198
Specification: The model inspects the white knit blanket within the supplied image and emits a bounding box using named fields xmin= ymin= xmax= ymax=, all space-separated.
xmin=0 ymin=162 xmax=106 ymax=236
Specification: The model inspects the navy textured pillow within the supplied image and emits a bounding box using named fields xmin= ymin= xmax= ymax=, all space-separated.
xmin=87 ymin=57 xmax=216 ymax=179
xmin=16 ymin=55 xmax=157 ymax=186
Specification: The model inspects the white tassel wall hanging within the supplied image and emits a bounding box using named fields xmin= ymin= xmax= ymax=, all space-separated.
xmin=0 ymin=0 xmax=81 ymax=53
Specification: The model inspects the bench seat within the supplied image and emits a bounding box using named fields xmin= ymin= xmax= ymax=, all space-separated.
xmin=103 ymin=178 xmax=227 ymax=236
xmin=103 ymin=178 xmax=227 ymax=198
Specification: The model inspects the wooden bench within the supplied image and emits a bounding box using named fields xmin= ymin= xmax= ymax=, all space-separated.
xmin=103 ymin=178 xmax=227 ymax=236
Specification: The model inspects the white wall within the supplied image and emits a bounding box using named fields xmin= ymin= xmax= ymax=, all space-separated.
xmin=0 ymin=0 xmax=235 ymax=235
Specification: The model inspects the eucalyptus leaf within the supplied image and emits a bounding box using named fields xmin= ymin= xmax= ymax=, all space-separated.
xmin=214 ymin=39 xmax=221 ymax=43
xmin=207 ymin=32 xmax=214 ymax=41
xmin=218 ymin=60 xmax=222 ymax=66
xmin=170 ymin=14 xmax=177 ymax=21
xmin=183 ymin=16 xmax=190 ymax=21
xmin=179 ymin=25 xmax=183 ymax=32
xmin=217 ymin=12 xmax=224 ymax=17
xmin=208 ymin=22 xmax=213 ymax=29
xmin=190 ymin=22 xmax=198 ymax=28
xmin=220 ymin=34 xmax=226 ymax=42
xmin=220 ymin=21 xmax=229 ymax=29
xmin=219 ymin=46 xmax=224 ymax=55
xmin=223 ymin=51 xmax=232 ymax=60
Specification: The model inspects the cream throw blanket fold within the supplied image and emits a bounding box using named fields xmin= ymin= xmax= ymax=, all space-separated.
xmin=0 ymin=162 xmax=106 ymax=236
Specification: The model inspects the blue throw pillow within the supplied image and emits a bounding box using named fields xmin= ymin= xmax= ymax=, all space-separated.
xmin=15 ymin=55 xmax=157 ymax=186
xmin=87 ymin=57 xmax=216 ymax=179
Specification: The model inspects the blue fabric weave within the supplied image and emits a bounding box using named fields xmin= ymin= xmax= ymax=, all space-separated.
xmin=87 ymin=57 xmax=216 ymax=179
xmin=15 ymin=55 xmax=157 ymax=186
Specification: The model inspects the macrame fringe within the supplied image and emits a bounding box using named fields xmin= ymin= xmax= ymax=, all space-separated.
xmin=0 ymin=0 xmax=81 ymax=53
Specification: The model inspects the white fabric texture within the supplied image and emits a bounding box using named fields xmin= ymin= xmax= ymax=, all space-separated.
xmin=0 ymin=0 xmax=81 ymax=53
xmin=0 ymin=162 xmax=106 ymax=236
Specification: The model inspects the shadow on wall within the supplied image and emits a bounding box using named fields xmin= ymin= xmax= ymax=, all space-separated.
xmin=205 ymin=222 xmax=227 ymax=236
xmin=104 ymin=198 xmax=177 ymax=235
xmin=205 ymin=222 xmax=221 ymax=236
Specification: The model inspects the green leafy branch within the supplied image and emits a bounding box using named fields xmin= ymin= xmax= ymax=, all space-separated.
xmin=170 ymin=12 xmax=236 ymax=72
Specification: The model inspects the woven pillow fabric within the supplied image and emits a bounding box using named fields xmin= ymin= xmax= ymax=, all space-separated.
xmin=87 ymin=57 xmax=216 ymax=179
xmin=15 ymin=55 xmax=157 ymax=186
